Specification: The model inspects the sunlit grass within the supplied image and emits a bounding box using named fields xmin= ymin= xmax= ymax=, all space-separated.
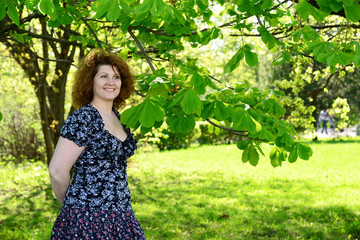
xmin=0 ymin=140 xmax=359 ymax=239
xmin=130 ymin=141 xmax=360 ymax=239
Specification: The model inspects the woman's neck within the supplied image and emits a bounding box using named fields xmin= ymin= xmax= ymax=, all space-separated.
xmin=91 ymin=99 xmax=113 ymax=116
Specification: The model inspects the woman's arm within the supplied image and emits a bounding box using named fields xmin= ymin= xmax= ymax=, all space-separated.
xmin=49 ymin=137 xmax=85 ymax=205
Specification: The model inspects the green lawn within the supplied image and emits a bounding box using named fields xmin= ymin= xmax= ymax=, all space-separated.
xmin=1 ymin=140 xmax=360 ymax=239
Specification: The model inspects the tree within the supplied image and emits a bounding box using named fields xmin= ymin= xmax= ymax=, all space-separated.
xmin=1 ymin=0 xmax=359 ymax=166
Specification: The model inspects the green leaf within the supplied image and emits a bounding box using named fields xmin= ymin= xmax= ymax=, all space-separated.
xmin=201 ymin=101 xmax=215 ymax=119
xmin=329 ymin=1 xmax=343 ymax=12
xmin=237 ymin=0 xmax=251 ymax=12
xmin=296 ymin=0 xmax=310 ymax=20
xmin=248 ymin=146 xmax=259 ymax=166
xmin=121 ymin=97 xmax=165 ymax=129
xmin=272 ymin=51 xmax=291 ymax=66
xmin=301 ymin=26 xmax=319 ymax=41
xmin=338 ymin=51 xmax=354 ymax=65
xmin=245 ymin=114 xmax=262 ymax=134
xmin=214 ymin=101 xmax=229 ymax=121
xmin=269 ymin=147 xmax=281 ymax=167
xmin=167 ymin=89 xmax=187 ymax=108
xmin=196 ymin=0 xmax=209 ymax=10
xmin=342 ymin=0 xmax=354 ymax=7
xmin=166 ymin=114 xmax=195 ymax=132
xmin=171 ymin=5 xmax=186 ymax=25
xmin=224 ymin=48 xmax=244 ymax=73
xmin=119 ymin=0 xmax=133 ymax=12
xmin=261 ymin=0 xmax=273 ymax=10
xmin=190 ymin=72 xmax=207 ymax=94
xmin=255 ymin=128 xmax=274 ymax=142
xmin=0 ymin=111 xmax=2 ymax=121
xmin=25 ymin=0 xmax=41 ymax=9
xmin=148 ymin=78 xmax=171 ymax=97
xmin=245 ymin=50 xmax=258 ymax=66
xmin=151 ymin=0 xmax=165 ymax=16
xmin=139 ymin=97 xmax=165 ymax=128
xmin=345 ymin=3 xmax=360 ymax=22
xmin=6 ymin=1 xmax=19 ymax=26
xmin=107 ymin=0 xmax=121 ymax=21
xmin=258 ymin=28 xmax=277 ymax=50
xmin=39 ymin=0 xmax=56 ymax=19
xmin=121 ymin=104 xmax=143 ymax=128
xmin=181 ymin=88 xmax=202 ymax=115
xmin=135 ymin=0 xmax=153 ymax=16
xmin=58 ymin=8 xmax=73 ymax=25
xmin=232 ymin=108 xmax=246 ymax=130
xmin=291 ymin=30 xmax=302 ymax=42
xmin=140 ymin=126 xmax=152 ymax=134
xmin=297 ymin=143 xmax=313 ymax=160
xmin=184 ymin=0 xmax=195 ymax=9
xmin=237 ymin=139 xmax=251 ymax=150
xmin=232 ymin=109 xmax=262 ymax=134
xmin=199 ymin=27 xmax=220 ymax=45
xmin=326 ymin=52 xmax=338 ymax=66
xmin=354 ymin=54 xmax=360 ymax=67
xmin=288 ymin=145 xmax=298 ymax=163
xmin=92 ymin=0 xmax=112 ymax=19
xmin=241 ymin=146 xmax=250 ymax=163
xmin=0 ymin=0 xmax=6 ymax=21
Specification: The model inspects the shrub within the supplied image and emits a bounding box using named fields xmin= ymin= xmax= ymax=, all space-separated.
xmin=0 ymin=105 xmax=45 ymax=163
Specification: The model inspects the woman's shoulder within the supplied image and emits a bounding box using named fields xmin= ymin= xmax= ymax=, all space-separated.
xmin=69 ymin=104 xmax=97 ymax=119
xmin=63 ymin=104 xmax=100 ymax=129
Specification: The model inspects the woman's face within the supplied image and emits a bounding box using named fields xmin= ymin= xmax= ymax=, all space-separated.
xmin=92 ymin=65 xmax=121 ymax=103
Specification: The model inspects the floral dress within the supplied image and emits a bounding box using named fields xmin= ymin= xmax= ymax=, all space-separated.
xmin=51 ymin=103 xmax=146 ymax=240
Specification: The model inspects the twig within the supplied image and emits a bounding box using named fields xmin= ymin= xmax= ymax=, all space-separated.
xmin=135 ymin=90 xmax=146 ymax=97
xmin=207 ymin=75 xmax=235 ymax=90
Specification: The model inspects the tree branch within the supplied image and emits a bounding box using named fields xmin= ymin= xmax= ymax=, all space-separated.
xmin=0 ymin=37 xmax=74 ymax=63
xmin=81 ymin=17 xmax=104 ymax=48
xmin=128 ymin=27 xmax=156 ymax=72
xmin=206 ymin=119 xmax=247 ymax=136
xmin=206 ymin=119 xmax=269 ymax=142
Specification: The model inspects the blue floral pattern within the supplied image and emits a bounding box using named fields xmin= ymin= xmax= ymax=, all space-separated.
xmin=51 ymin=104 xmax=145 ymax=239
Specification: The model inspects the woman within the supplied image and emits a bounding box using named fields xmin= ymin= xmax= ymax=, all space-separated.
xmin=49 ymin=49 xmax=146 ymax=239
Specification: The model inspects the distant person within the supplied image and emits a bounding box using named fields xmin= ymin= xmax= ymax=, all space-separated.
xmin=329 ymin=112 xmax=336 ymax=129
xmin=49 ymin=49 xmax=146 ymax=239
xmin=319 ymin=110 xmax=329 ymax=134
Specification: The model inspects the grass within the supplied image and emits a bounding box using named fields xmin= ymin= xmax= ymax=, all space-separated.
xmin=1 ymin=140 xmax=360 ymax=239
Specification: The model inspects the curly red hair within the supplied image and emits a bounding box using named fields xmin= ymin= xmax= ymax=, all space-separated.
xmin=72 ymin=49 xmax=135 ymax=109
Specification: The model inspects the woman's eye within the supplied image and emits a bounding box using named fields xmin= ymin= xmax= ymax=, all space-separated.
xmin=100 ymin=75 xmax=108 ymax=78
xmin=114 ymin=75 xmax=121 ymax=80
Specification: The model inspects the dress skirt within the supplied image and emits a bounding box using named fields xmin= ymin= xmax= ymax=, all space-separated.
xmin=51 ymin=207 xmax=146 ymax=240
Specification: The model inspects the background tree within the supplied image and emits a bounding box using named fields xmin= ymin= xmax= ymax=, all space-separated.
xmin=1 ymin=0 xmax=359 ymax=166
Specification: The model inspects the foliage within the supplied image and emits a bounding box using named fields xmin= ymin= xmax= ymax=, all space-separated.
xmin=272 ymin=55 xmax=353 ymax=133
xmin=0 ymin=52 xmax=45 ymax=162
xmin=1 ymin=142 xmax=360 ymax=239
xmin=330 ymin=97 xmax=351 ymax=130
xmin=1 ymin=0 xmax=360 ymax=165
xmin=137 ymin=122 xmax=239 ymax=151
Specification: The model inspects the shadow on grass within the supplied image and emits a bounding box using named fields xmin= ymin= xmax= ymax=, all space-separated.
xmin=130 ymin=173 xmax=360 ymax=239
xmin=304 ymin=138 xmax=360 ymax=144
xmin=0 ymin=184 xmax=59 ymax=239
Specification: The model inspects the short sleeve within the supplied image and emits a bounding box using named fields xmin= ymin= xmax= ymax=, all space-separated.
xmin=60 ymin=107 xmax=93 ymax=147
